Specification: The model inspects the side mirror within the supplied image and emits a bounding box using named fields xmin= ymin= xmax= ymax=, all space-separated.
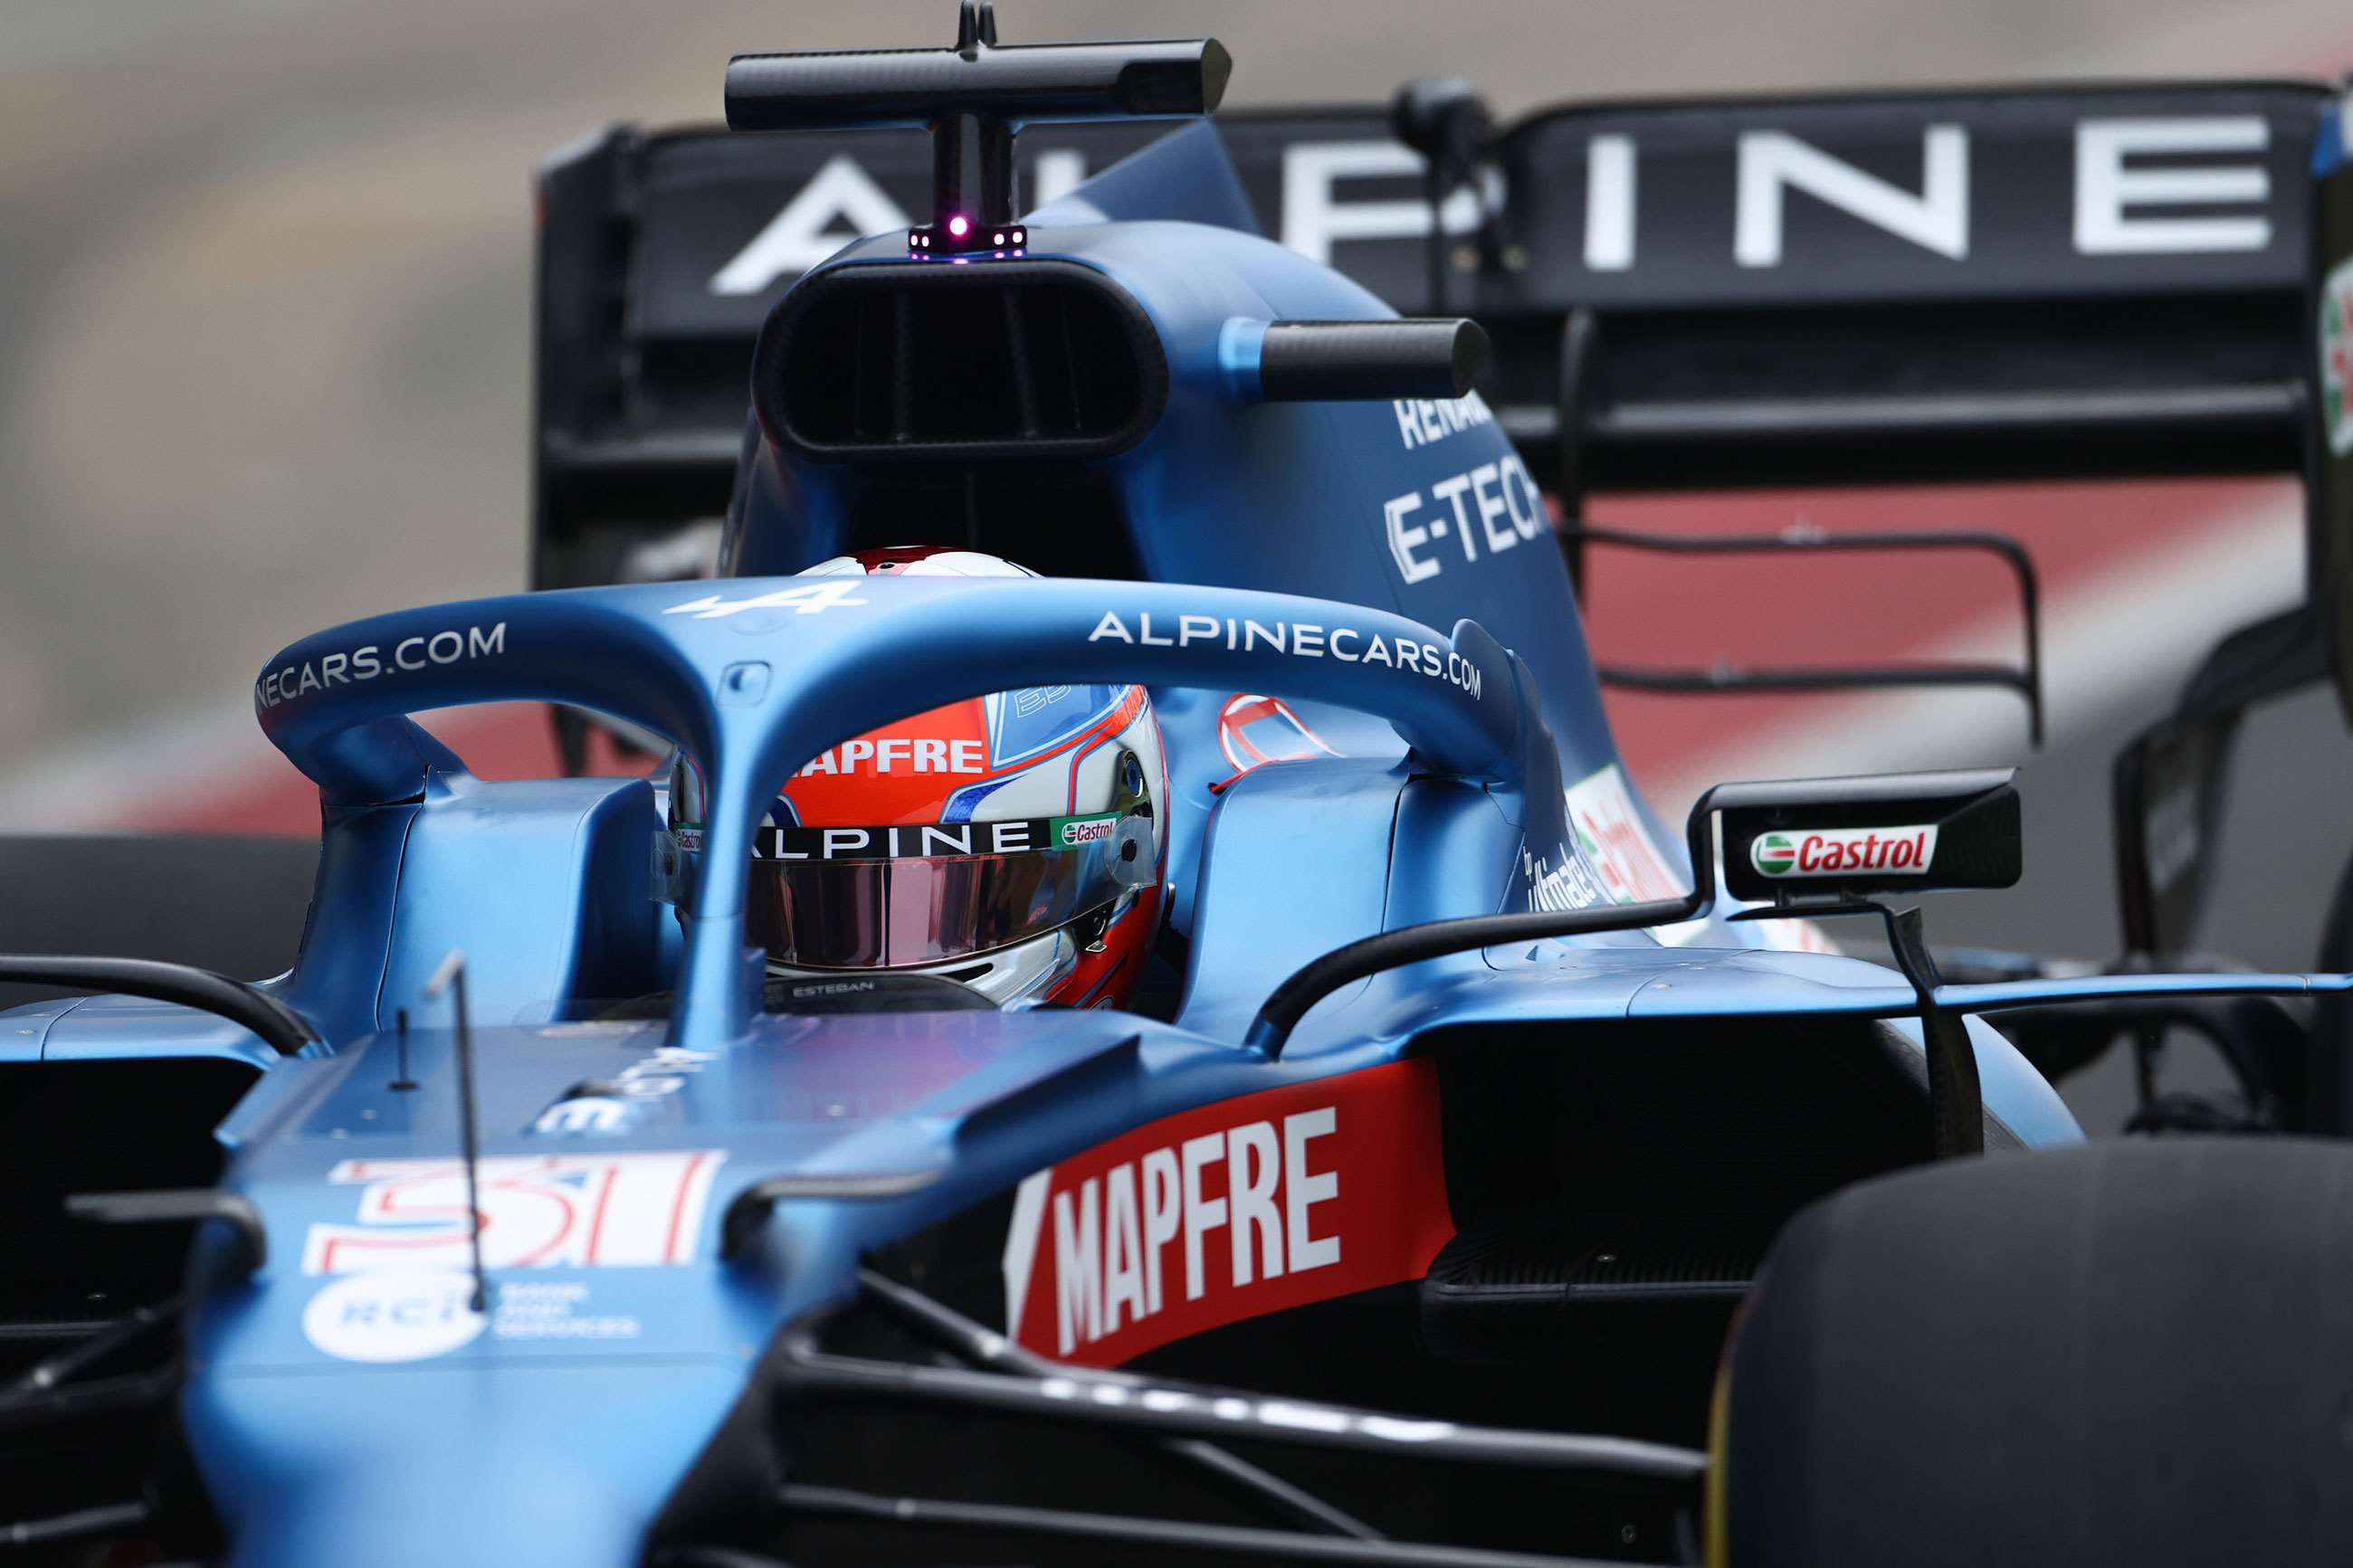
xmin=2112 ymin=713 xmax=2238 ymax=955
xmin=1716 ymin=768 xmax=2023 ymax=905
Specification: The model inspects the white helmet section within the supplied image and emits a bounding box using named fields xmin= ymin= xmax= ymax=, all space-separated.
xmin=795 ymin=549 xmax=1039 ymax=579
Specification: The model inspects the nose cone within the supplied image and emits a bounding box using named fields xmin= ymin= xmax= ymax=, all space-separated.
xmin=191 ymin=1356 xmax=755 ymax=1568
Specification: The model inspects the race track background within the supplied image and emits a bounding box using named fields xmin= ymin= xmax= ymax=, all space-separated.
xmin=8 ymin=0 xmax=2353 ymax=1132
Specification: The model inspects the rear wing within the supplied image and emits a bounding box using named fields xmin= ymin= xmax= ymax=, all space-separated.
xmin=534 ymin=80 xmax=2343 ymax=549
xmin=1485 ymin=84 xmax=2329 ymax=496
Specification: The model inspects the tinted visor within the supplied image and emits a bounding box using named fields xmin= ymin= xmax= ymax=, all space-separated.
xmin=672 ymin=811 xmax=1155 ymax=969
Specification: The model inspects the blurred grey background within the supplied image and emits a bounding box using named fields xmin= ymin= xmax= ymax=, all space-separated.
xmin=8 ymin=0 xmax=2353 ymax=1129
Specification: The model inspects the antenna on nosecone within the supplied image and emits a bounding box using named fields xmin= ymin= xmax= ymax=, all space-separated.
xmin=389 ymin=1005 xmax=416 ymax=1091
xmin=425 ymin=950 xmax=492 ymax=1315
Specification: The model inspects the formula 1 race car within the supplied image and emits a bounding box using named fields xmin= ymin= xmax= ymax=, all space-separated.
xmin=14 ymin=9 xmax=2353 ymax=1567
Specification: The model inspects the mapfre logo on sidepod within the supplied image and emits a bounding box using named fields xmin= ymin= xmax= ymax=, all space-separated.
xmin=999 ymin=1060 xmax=1452 ymax=1368
xmin=1750 ymin=825 xmax=1939 ymax=879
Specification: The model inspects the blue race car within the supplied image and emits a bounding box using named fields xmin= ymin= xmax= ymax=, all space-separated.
xmin=14 ymin=10 xmax=2353 ymax=1567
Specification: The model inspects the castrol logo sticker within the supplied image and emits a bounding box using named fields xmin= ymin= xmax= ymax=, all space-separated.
xmin=1750 ymin=824 xmax=1939 ymax=879
xmin=1000 ymin=1060 xmax=1452 ymax=1368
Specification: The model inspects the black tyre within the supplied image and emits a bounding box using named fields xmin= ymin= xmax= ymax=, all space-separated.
xmin=2311 ymin=844 xmax=2353 ymax=1129
xmin=1717 ymin=1138 xmax=2353 ymax=1566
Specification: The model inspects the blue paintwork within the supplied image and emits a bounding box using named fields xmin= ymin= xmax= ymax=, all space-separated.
xmin=16 ymin=113 xmax=2352 ymax=1568
xmin=1215 ymin=313 xmax=1272 ymax=400
xmin=2315 ymin=100 xmax=2346 ymax=178
xmin=1024 ymin=118 xmax=1262 ymax=233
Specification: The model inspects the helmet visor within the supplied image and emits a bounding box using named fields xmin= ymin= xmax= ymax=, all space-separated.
xmin=672 ymin=810 xmax=1156 ymax=969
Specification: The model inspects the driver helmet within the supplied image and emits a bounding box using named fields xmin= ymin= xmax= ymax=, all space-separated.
xmin=668 ymin=546 xmax=1167 ymax=1008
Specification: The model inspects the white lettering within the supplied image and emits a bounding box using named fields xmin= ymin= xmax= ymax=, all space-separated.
xmin=1279 ymin=140 xmax=1485 ymax=263
xmin=2074 ymin=116 xmax=2271 ymax=254
xmin=1500 ymin=455 xmax=1544 ymax=540
xmin=1431 ymin=471 xmax=1478 ymax=562
xmin=1140 ymin=1148 xmax=1180 ymax=1315
xmin=1053 ymin=1180 xmax=1102 ymax=1354
xmin=920 ymin=825 xmax=975 ymax=856
xmin=710 ymin=155 xmax=912 ymax=296
xmin=1227 ymin=1122 xmax=1284 ymax=1288
xmin=1384 ymin=492 xmax=1439 ymax=584
xmin=1179 ymin=1133 xmax=1228 ymax=1302
xmin=1078 ymin=607 xmax=1481 ymax=703
xmin=665 ymin=581 xmax=869 ymax=619
xmin=1101 ymin=1164 xmax=1147 ymax=1335
xmin=1015 ymin=1100 xmax=1353 ymax=1354
xmin=1394 ymin=400 xmax=1424 ymax=450
xmin=1469 ymin=461 xmax=1515 ymax=555
xmin=1033 ymin=147 xmax=1089 ymax=206
xmin=1586 ymin=134 xmax=1636 ymax=270
xmin=1284 ymin=1107 xmax=1341 ymax=1272
xmin=1736 ymin=126 xmax=1968 ymax=266
xmin=1393 ymin=391 xmax=1493 ymax=453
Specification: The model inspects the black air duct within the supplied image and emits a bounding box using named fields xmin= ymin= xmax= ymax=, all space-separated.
xmin=753 ymin=261 xmax=1167 ymax=461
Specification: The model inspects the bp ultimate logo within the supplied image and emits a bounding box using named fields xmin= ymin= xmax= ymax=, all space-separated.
xmin=1751 ymin=824 xmax=1940 ymax=879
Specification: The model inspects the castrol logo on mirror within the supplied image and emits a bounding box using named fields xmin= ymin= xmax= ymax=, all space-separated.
xmin=999 ymin=1060 xmax=1452 ymax=1368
